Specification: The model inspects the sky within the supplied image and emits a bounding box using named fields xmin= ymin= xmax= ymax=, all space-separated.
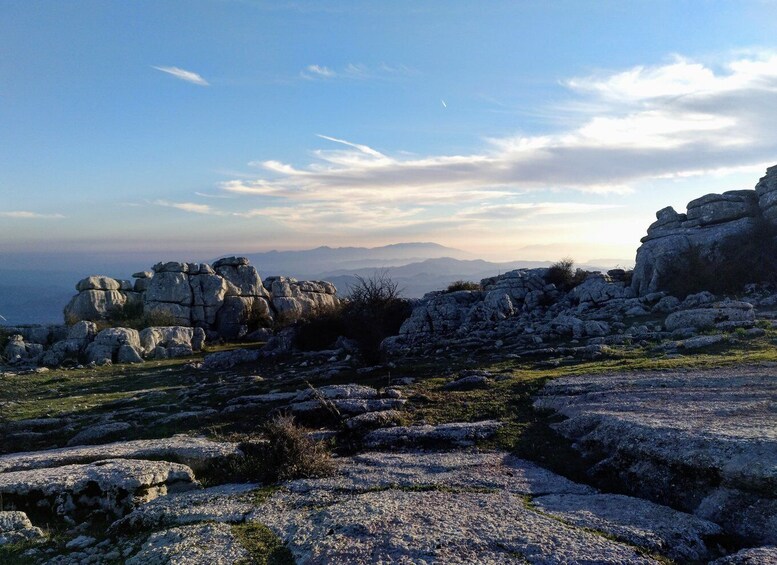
xmin=3 ymin=0 xmax=777 ymax=270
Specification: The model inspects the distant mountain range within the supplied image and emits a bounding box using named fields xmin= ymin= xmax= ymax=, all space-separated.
xmin=232 ymin=242 xmax=474 ymax=278
xmin=0 ymin=243 xmax=627 ymax=325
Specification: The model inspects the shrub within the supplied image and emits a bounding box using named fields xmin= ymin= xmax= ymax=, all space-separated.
xmin=294 ymin=304 xmax=347 ymax=351
xmin=293 ymin=271 xmax=412 ymax=363
xmin=446 ymin=280 xmax=482 ymax=292
xmin=342 ymin=272 xmax=412 ymax=363
xmin=215 ymin=415 xmax=335 ymax=484
xmin=545 ymin=258 xmax=589 ymax=291
xmin=262 ymin=414 xmax=335 ymax=481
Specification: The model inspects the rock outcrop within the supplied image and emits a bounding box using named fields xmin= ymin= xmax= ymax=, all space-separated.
xmin=63 ymin=257 xmax=338 ymax=340
xmin=632 ymin=166 xmax=777 ymax=296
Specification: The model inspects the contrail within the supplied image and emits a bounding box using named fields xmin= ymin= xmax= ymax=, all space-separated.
xmin=441 ymin=99 xmax=447 ymax=108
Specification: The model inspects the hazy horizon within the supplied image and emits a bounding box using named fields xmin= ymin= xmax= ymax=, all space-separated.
xmin=3 ymin=2 xmax=777 ymax=266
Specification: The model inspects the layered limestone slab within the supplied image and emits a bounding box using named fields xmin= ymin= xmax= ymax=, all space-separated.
xmin=0 ymin=458 xmax=198 ymax=519
xmin=0 ymin=435 xmax=240 ymax=473
xmin=535 ymin=365 xmax=777 ymax=544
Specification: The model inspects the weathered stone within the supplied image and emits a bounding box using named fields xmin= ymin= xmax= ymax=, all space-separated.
xmin=76 ymin=276 xmax=122 ymax=292
xmin=0 ymin=459 xmax=197 ymax=520
xmin=710 ymin=546 xmax=777 ymax=564
xmin=126 ymin=522 xmax=249 ymax=565
xmin=364 ymin=420 xmax=503 ymax=448
xmin=0 ymin=511 xmax=45 ymax=546
xmin=532 ymin=493 xmax=722 ymax=562
xmin=0 ymin=435 xmax=241 ymax=473
xmin=66 ymin=422 xmax=132 ymax=446
xmin=664 ymin=302 xmax=754 ymax=331
xmin=535 ymin=366 xmax=777 ymax=544
xmin=110 ymin=483 xmax=256 ymax=533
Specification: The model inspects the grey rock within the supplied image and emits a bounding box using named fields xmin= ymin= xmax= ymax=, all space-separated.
xmin=126 ymin=522 xmax=249 ymax=565
xmin=532 ymin=493 xmax=722 ymax=562
xmin=256 ymin=475 xmax=656 ymax=564
xmin=76 ymin=276 xmax=122 ymax=292
xmin=681 ymin=334 xmax=727 ymax=349
xmin=200 ymin=348 xmax=260 ymax=370
xmin=444 ymin=375 xmax=490 ymax=390
xmin=0 ymin=510 xmax=45 ymax=546
xmin=110 ymin=483 xmax=256 ymax=532
xmin=66 ymin=422 xmax=132 ymax=446
xmin=535 ymin=366 xmax=777 ymax=544
xmin=0 ymin=459 xmax=197 ymax=519
xmin=117 ymin=344 xmax=144 ymax=364
xmin=364 ymin=420 xmax=503 ymax=448
xmin=710 ymin=546 xmax=777 ymax=564
xmin=0 ymin=435 xmax=241 ymax=473
xmin=665 ymin=302 xmax=754 ymax=331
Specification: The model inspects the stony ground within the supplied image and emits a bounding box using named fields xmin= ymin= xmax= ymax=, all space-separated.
xmin=1 ymin=340 xmax=777 ymax=563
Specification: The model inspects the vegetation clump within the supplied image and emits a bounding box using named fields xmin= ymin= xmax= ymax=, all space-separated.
xmin=215 ymin=415 xmax=335 ymax=484
xmin=294 ymin=272 xmax=412 ymax=363
xmin=446 ymin=280 xmax=482 ymax=292
xmin=545 ymin=258 xmax=589 ymax=291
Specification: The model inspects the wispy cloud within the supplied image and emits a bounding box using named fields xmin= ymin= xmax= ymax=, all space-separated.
xmin=301 ymin=62 xmax=416 ymax=81
xmin=303 ymin=64 xmax=335 ymax=79
xmin=0 ymin=211 xmax=65 ymax=219
xmin=223 ymin=51 xmax=777 ymax=232
xmin=154 ymin=200 xmax=225 ymax=215
xmin=152 ymin=66 xmax=209 ymax=86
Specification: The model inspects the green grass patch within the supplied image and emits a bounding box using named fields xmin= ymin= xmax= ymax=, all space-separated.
xmin=232 ymin=521 xmax=294 ymax=565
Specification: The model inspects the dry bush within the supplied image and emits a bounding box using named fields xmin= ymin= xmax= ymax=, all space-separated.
xmin=545 ymin=258 xmax=589 ymax=291
xmin=446 ymin=280 xmax=482 ymax=292
xmin=293 ymin=271 xmax=412 ymax=363
xmin=212 ymin=415 xmax=335 ymax=484
xmin=262 ymin=414 xmax=335 ymax=482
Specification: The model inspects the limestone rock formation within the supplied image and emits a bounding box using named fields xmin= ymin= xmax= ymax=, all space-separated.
xmin=632 ymin=166 xmax=777 ymax=296
xmin=62 ymin=257 xmax=338 ymax=341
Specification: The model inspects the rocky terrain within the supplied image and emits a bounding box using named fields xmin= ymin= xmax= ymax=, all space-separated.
xmin=2 ymin=167 xmax=777 ymax=563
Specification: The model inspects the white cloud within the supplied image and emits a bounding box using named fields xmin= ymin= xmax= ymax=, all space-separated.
xmin=301 ymin=62 xmax=416 ymax=81
xmin=154 ymin=200 xmax=225 ymax=215
xmin=302 ymin=64 xmax=335 ymax=79
xmin=0 ymin=211 xmax=65 ymax=219
xmin=152 ymin=66 xmax=209 ymax=86
xmin=223 ymin=51 xmax=777 ymax=232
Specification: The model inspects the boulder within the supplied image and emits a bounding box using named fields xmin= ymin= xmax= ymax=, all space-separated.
xmin=3 ymin=335 xmax=43 ymax=365
xmin=76 ymin=276 xmax=122 ymax=292
xmin=664 ymin=302 xmax=755 ymax=331
xmin=0 ymin=511 xmax=45 ymax=546
xmin=633 ymin=167 xmax=777 ymax=296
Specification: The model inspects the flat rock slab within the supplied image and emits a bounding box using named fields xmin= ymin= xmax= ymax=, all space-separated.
xmin=534 ymin=365 xmax=777 ymax=544
xmin=533 ymin=493 xmax=722 ymax=562
xmin=364 ymin=420 xmax=503 ymax=448
xmin=0 ymin=435 xmax=241 ymax=473
xmin=111 ymin=483 xmax=258 ymax=533
xmin=244 ymin=449 xmax=720 ymax=563
xmin=256 ymin=489 xmax=659 ymax=564
xmin=287 ymin=451 xmax=594 ymax=496
xmin=0 ymin=458 xmax=197 ymax=519
xmin=126 ymin=522 xmax=249 ymax=565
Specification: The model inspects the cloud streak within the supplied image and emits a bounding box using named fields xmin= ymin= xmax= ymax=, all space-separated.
xmin=0 ymin=211 xmax=65 ymax=219
xmin=301 ymin=62 xmax=416 ymax=81
xmin=153 ymin=66 xmax=209 ymax=86
xmin=154 ymin=200 xmax=225 ymax=215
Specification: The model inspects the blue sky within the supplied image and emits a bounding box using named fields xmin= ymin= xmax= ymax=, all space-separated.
xmin=3 ymin=1 xmax=777 ymax=268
